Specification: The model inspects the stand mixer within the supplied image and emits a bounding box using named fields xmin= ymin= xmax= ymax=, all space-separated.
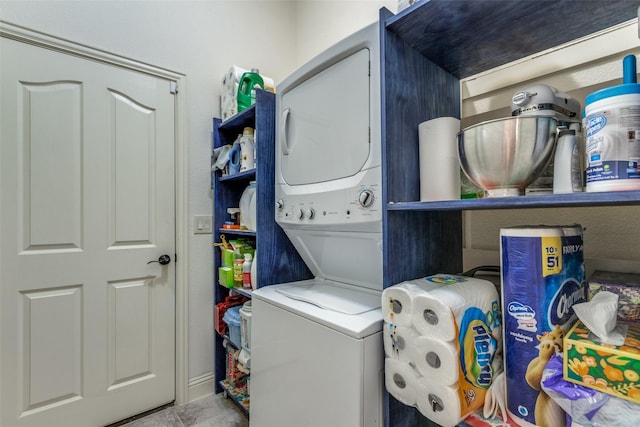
xmin=511 ymin=84 xmax=582 ymax=194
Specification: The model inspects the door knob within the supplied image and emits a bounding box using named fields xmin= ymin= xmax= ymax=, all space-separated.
xmin=148 ymin=254 xmax=171 ymax=265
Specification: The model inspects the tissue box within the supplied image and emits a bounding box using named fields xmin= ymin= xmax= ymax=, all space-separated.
xmin=564 ymin=319 xmax=640 ymax=404
xmin=588 ymin=270 xmax=640 ymax=320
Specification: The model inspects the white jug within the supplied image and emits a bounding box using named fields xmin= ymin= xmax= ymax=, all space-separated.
xmin=239 ymin=181 xmax=257 ymax=230
xmin=239 ymin=127 xmax=255 ymax=171
xmin=553 ymin=128 xmax=583 ymax=194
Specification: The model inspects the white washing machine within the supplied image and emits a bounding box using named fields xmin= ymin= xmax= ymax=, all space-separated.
xmin=249 ymin=22 xmax=384 ymax=427
xmin=250 ymin=280 xmax=383 ymax=427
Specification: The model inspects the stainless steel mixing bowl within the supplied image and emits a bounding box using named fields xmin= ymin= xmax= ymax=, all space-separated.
xmin=457 ymin=116 xmax=559 ymax=197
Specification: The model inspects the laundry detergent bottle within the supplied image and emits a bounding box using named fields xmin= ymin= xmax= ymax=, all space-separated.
xmin=237 ymin=68 xmax=264 ymax=112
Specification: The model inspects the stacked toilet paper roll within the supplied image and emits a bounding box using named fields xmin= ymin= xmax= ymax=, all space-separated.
xmin=220 ymin=66 xmax=275 ymax=121
xmin=382 ymin=274 xmax=503 ymax=427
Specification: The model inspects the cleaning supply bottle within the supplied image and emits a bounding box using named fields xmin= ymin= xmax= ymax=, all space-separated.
xmin=233 ymin=246 xmax=244 ymax=288
xmin=242 ymin=253 xmax=253 ymax=290
xmin=553 ymin=125 xmax=583 ymax=194
xmin=228 ymin=134 xmax=242 ymax=176
xmin=239 ymin=127 xmax=255 ymax=171
xmin=239 ymin=181 xmax=257 ymax=230
xmin=237 ymin=68 xmax=264 ymax=112
xmin=584 ymin=54 xmax=640 ymax=192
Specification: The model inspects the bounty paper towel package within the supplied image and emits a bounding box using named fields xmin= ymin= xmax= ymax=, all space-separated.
xmin=382 ymin=274 xmax=502 ymax=426
xmin=500 ymin=225 xmax=585 ymax=427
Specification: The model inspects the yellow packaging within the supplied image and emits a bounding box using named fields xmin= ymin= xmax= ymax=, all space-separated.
xmin=564 ymin=320 xmax=640 ymax=404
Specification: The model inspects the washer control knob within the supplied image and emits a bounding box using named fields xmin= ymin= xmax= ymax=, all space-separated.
xmin=298 ymin=208 xmax=305 ymax=220
xmin=358 ymin=189 xmax=375 ymax=207
xmin=305 ymin=208 xmax=315 ymax=219
xmin=276 ymin=199 xmax=284 ymax=211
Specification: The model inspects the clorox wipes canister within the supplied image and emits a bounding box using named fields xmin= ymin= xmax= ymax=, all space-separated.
xmin=585 ymin=55 xmax=640 ymax=192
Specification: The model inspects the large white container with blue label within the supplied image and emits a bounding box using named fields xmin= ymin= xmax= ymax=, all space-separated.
xmin=585 ymin=54 xmax=640 ymax=192
xmin=500 ymin=225 xmax=585 ymax=427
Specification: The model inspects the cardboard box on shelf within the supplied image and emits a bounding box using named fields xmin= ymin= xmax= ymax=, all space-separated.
xmin=588 ymin=270 xmax=640 ymax=321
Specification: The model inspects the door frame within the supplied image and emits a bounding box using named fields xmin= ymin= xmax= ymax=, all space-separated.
xmin=0 ymin=20 xmax=190 ymax=406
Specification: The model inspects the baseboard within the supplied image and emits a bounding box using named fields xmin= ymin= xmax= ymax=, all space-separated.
xmin=187 ymin=372 xmax=215 ymax=403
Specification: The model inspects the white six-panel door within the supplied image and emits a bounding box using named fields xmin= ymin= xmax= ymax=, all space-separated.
xmin=1 ymin=32 xmax=176 ymax=427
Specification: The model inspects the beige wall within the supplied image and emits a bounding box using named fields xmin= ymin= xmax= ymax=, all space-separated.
xmin=291 ymin=0 xmax=396 ymax=69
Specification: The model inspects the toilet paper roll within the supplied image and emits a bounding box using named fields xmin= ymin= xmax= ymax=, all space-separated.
xmin=415 ymin=381 xmax=464 ymax=427
xmin=385 ymin=358 xmax=420 ymax=407
xmin=418 ymin=117 xmax=461 ymax=201
xmin=411 ymin=335 xmax=459 ymax=385
xmin=382 ymin=278 xmax=446 ymax=326
xmin=383 ymin=322 xmax=419 ymax=362
xmin=223 ymin=65 xmax=275 ymax=92
xmin=411 ymin=276 xmax=500 ymax=342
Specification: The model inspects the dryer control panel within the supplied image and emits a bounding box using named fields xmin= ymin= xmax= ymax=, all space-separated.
xmin=275 ymin=167 xmax=381 ymax=230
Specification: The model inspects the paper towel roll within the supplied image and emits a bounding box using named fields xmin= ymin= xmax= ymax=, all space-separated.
xmin=411 ymin=335 xmax=459 ymax=385
xmin=382 ymin=285 xmax=414 ymax=326
xmin=415 ymin=381 xmax=463 ymax=427
xmin=385 ymin=358 xmax=419 ymax=407
xmin=411 ymin=275 xmax=500 ymax=342
xmin=418 ymin=117 xmax=461 ymax=201
xmin=382 ymin=278 xmax=446 ymax=326
xmin=383 ymin=322 xmax=418 ymax=362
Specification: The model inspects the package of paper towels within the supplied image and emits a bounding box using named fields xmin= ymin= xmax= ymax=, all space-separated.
xmin=500 ymin=225 xmax=585 ymax=427
xmin=382 ymin=276 xmax=445 ymax=326
xmin=411 ymin=275 xmax=501 ymax=342
xmin=382 ymin=274 xmax=503 ymax=426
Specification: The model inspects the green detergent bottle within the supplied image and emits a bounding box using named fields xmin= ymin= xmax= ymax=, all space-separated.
xmin=237 ymin=68 xmax=264 ymax=112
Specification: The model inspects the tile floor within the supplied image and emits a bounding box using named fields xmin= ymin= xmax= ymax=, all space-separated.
xmin=117 ymin=393 xmax=248 ymax=427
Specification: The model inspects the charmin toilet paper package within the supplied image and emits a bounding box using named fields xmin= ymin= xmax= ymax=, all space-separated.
xmin=500 ymin=225 xmax=585 ymax=427
xmin=383 ymin=274 xmax=502 ymax=426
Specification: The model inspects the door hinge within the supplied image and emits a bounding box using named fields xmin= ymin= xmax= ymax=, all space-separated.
xmin=170 ymin=81 xmax=178 ymax=94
